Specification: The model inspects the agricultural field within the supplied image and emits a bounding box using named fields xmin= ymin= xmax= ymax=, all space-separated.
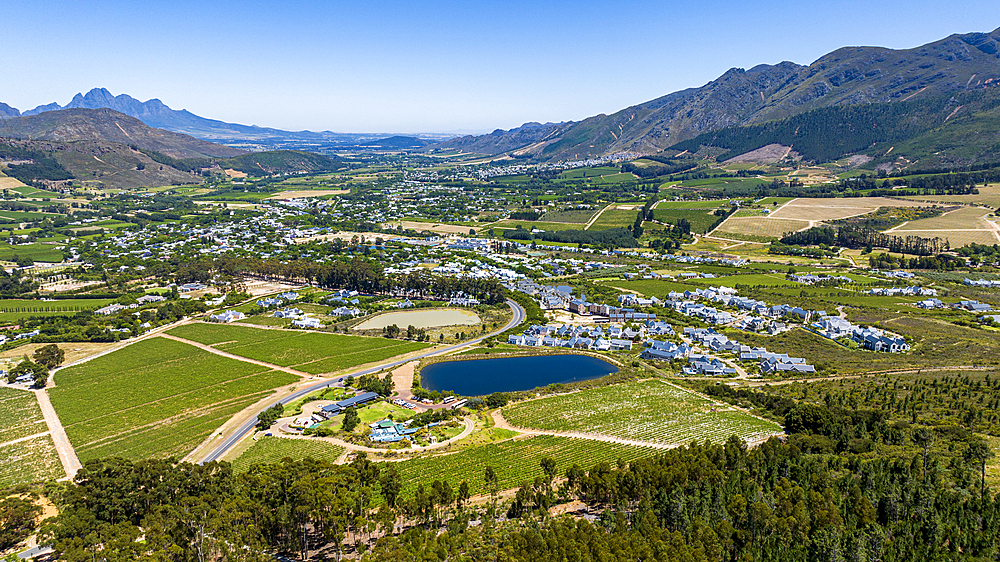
xmin=651 ymin=208 xmax=720 ymax=233
xmin=231 ymin=437 xmax=345 ymax=473
xmin=489 ymin=220 xmax=582 ymax=232
xmin=886 ymin=206 xmax=1000 ymax=246
xmin=502 ymin=380 xmax=782 ymax=446
xmin=49 ymin=337 xmax=299 ymax=462
xmin=0 ymin=242 xmax=65 ymax=263
xmin=768 ymin=197 xmax=926 ymax=222
xmin=899 ymin=183 xmax=1000 ymax=209
xmin=538 ymin=209 xmax=596 ymax=223
xmin=656 ymin=199 xmax=731 ymax=209
xmin=557 ymin=166 xmax=622 ymax=179
xmin=0 ymin=298 xmax=116 ymax=323
xmin=0 ymin=388 xmax=49 ymax=444
xmin=0 ymin=388 xmax=63 ymax=486
xmin=588 ymin=209 xmax=638 ymax=231
xmin=391 ymin=434 xmax=659 ymax=500
xmin=166 ymin=322 xmax=430 ymax=374
xmin=713 ymin=216 xmax=809 ymax=238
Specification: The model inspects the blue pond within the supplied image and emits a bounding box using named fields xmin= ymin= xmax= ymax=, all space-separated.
xmin=420 ymin=354 xmax=618 ymax=396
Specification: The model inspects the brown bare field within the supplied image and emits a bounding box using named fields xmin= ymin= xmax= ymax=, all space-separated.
xmin=223 ymin=169 xmax=248 ymax=178
xmin=0 ymin=176 xmax=27 ymax=190
xmin=769 ymin=197 xmax=928 ymax=222
xmin=392 ymin=221 xmax=474 ymax=235
xmin=0 ymin=342 xmax=118 ymax=366
xmin=899 ymin=184 xmax=1000 ymax=209
xmin=267 ymin=190 xmax=349 ymax=199
xmin=885 ymin=230 xmax=999 ymax=246
xmin=714 ymin=216 xmax=810 ymax=237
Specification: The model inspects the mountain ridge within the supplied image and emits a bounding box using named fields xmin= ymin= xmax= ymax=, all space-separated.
xmin=433 ymin=27 xmax=1000 ymax=161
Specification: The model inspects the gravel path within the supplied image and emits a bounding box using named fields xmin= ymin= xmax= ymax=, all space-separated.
xmin=33 ymin=388 xmax=82 ymax=479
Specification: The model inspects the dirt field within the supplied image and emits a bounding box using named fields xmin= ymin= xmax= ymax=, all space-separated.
xmin=223 ymin=169 xmax=248 ymax=178
xmin=0 ymin=176 xmax=27 ymax=190
xmin=768 ymin=197 xmax=928 ymax=222
xmin=267 ymin=190 xmax=349 ymax=199
xmin=714 ymin=216 xmax=811 ymax=237
xmin=391 ymin=221 xmax=476 ymax=235
xmin=0 ymin=342 xmax=118 ymax=366
xmin=243 ymin=279 xmax=304 ymax=297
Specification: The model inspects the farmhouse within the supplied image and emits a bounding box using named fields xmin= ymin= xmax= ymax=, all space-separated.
xmin=320 ymin=391 xmax=380 ymax=417
xmin=209 ymin=311 xmax=246 ymax=323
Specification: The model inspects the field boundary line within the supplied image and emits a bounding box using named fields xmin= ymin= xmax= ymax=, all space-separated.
xmin=0 ymin=431 xmax=50 ymax=448
xmin=160 ymin=334 xmax=314 ymax=378
xmin=584 ymin=202 xmax=617 ymax=230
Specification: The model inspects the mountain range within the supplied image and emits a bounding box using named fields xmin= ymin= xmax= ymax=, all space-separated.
xmin=3 ymin=27 xmax=1000 ymax=170
xmin=436 ymin=27 xmax=1000 ymax=165
xmin=0 ymin=88 xmax=395 ymax=147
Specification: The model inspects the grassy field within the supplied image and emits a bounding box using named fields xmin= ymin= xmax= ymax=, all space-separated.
xmin=391 ymin=434 xmax=658 ymax=500
xmin=588 ymin=209 xmax=638 ymax=231
xmin=503 ymin=380 xmax=781 ymax=446
xmin=0 ymin=388 xmax=63 ymax=486
xmin=231 ymin=437 xmax=345 ymax=473
xmin=50 ymin=337 xmax=298 ymax=462
xmin=166 ymin=323 xmax=430 ymax=375
xmin=714 ymin=216 xmax=810 ymax=238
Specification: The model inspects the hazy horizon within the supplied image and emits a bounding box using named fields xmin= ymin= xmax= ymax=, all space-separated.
xmin=3 ymin=0 xmax=997 ymax=134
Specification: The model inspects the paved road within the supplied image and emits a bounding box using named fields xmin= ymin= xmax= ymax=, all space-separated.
xmin=199 ymin=298 xmax=526 ymax=464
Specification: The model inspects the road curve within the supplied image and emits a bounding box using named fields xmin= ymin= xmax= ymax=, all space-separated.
xmin=199 ymin=298 xmax=526 ymax=463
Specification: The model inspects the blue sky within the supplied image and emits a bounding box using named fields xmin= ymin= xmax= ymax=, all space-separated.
xmin=2 ymin=0 xmax=997 ymax=134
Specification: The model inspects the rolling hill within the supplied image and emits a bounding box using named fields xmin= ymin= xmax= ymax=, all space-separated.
xmin=434 ymin=27 xmax=1000 ymax=163
xmin=0 ymin=108 xmax=245 ymax=159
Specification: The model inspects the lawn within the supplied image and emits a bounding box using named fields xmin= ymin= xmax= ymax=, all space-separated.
xmin=166 ymin=323 xmax=430 ymax=375
xmin=503 ymin=380 xmax=781 ymax=446
xmin=49 ymin=337 xmax=298 ymax=462
xmin=0 ymin=387 xmax=63 ymax=486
